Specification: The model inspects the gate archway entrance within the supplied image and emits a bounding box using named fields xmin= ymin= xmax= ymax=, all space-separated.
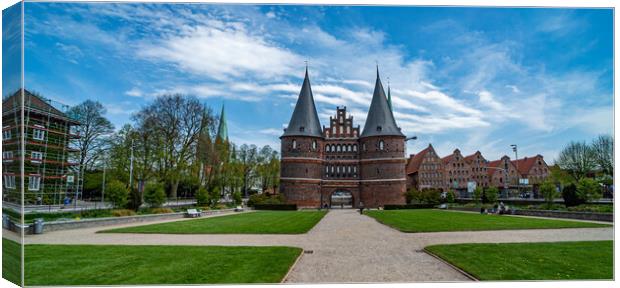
xmin=330 ymin=190 xmax=353 ymax=208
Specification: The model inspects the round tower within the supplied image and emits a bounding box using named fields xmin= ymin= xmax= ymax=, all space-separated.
xmin=358 ymin=68 xmax=407 ymax=207
xmin=280 ymin=68 xmax=325 ymax=208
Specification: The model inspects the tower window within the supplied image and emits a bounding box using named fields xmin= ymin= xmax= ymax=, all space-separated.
xmin=326 ymin=145 xmax=330 ymax=152
xmin=378 ymin=140 xmax=384 ymax=151
xmin=376 ymin=126 xmax=382 ymax=132
xmin=299 ymin=126 xmax=305 ymax=132
xmin=353 ymin=144 xmax=357 ymax=152
xmin=292 ymin=140 xmax=297 ymax=149
xmin=312 ymin=140 xmax=317 ymax=150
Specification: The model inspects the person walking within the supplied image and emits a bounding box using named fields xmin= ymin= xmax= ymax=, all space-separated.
xmin=359 ymin=201 xmax=364 ymax=214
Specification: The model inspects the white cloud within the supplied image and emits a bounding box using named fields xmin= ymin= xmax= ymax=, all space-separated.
xmin=125 ymin=87 xmax=143 ymax=97
xmin=138 ymin=21 xmax=302 ymax=81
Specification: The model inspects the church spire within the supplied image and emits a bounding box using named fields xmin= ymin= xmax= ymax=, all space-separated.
xmin=216 ymin=103 xmax=228 ymax=142
xmin=387 ymin=78 xmax=393 ymax=111
xmin=360 ymin=67 xmax=404 ymax=138
xmin=281 ymin=67 xmax=323 ymax=138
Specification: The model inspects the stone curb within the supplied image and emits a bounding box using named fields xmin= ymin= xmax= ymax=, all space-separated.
xmin=422 ymin=248 xmax=479 ymax=281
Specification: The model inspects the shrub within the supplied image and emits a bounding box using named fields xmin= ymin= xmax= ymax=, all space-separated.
xmin=472 ymin=187 xmax=483 ymax=205
xmin=214 ymin=203 xmax=228 ymax=210
xmin=105 ymin=180 xmax=129 ymax=209
xmin=576 ymin=178 xmax=602 ymax=203
xmin=232 ymin=191 xmax=243 ymax=205
xmin=383 ymin=204 xmax=436 ymax=210
xmin=405 ymin=188 xmax=441 ymax=204
xmin=247 ymin=193 xmax=286 ymax=207
xmin=149 ymin=207 xmax=173 ymax=214
xmin=445 ymin=190 xmax=455 ymax=203
xmin=484 ymin=187 xmax=499 ymax=204
xmin=144 ymin=182 xmax=166 ymax=208
xmin=253 ymin=204 xmax=297 ymax=210
xmin=539 ymin=181 xmax=558 ymax=209
xmin=195 ymin=187 xmax=210 ymax=206
xmin=111 ymin=209 xmax=136 ymax=217
xmin=562 ymin=184 xmax=584 ymax=207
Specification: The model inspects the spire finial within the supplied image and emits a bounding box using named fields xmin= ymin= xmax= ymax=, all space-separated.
xmin=376 ymin=61 xmax=379 ymax=78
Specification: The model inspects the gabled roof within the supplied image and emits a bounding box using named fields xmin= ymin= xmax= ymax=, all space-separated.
xmin=486 ymin=159 xmax=503 ymax=176
xmin=360 ymin=68 xmax=404 ymax=138
xmin=3 ymin=89 xmax=78 ymax=124
xmin=282 ymin=68 xmax=323 ymax=138
xmin=3 ymin=89 xmax=66 ymax=118
xmin=406 ymin=145 xmax=433 ymax=174
xmin=464 ymin=151 xmax=483 ymax=163
xmin=511 ymin=155 xmax=544 ymax=175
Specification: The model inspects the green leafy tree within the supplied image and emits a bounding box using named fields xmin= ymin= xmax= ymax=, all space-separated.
xmin=472 ymin=187 xmax=483 ymax=205
xmin=105 ymin=180 xmax=128 ymax=208
xmin=485 ymin=187 xmax=499 ymax=204
xmin=195 ymin=187 xmax=210 ymax=206
xmin=576 ymin=178 xmax=602 ymax=203
xmin=445 ymin=190 xmax=455 ymax=203
xmin=561 ymin=184 xmax=583 ymax=207
xmin=232 ymin=191 xmax=243 ymax=205
xmin=591 ymin=134 xmax=613 ymax=176
xmin=539 ymin=181 xmax=558 ymax=209
xmin=556 ymin=141 xmax=596 ymax=181
xmin=144 ymin=182 xmax=166 ymax=208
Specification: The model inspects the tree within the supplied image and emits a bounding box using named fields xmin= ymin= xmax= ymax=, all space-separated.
xmin=236 ymin=144 xmax=259 ymax=197
xmin=556 ymin=141 xmax=596 ymax=181
xmin=549 ymin=165 xmax=575 ymax=186
xmin=133 ymin=94 xmax=206 ymax=199
xmin=576 ymin=178 xmax=602 ymax=203
xmin=485 ymin=187 xmax=499 ymax=204
xmin=144 ymin=182 xmax=166 ymax=208
xmin=539 ymin=181 xmax=558 ymax=209
xmin=472 ymin=187 xmax=483 ymax=205
xmin=105 ymin=179 xmax=128 ymax=208
xmin=195 ymin=187 xmax=209 ymax=206
xmin=591 ymin=134 xmax=613 ymax=176
xmin=561 ymin=184 xmax=583 ymax=207
xmin=67 ymin=100 xmax=114 ymax=171
xmin=445 ymin=190 xmax=455 ymax=203
xmin=256 ymin=146 xmax=280 ymax=193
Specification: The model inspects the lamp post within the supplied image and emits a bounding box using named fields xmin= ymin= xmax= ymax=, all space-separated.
xmin=404 ymin=136 xmax=418 ymax=157
xmin=101 ymin=150 xmax=107 ymax=208
xmin=510 ymin=144 xmax=520 ymax=198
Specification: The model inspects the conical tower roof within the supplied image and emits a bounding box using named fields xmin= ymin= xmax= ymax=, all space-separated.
xmin=216 ymin=104 xmax=228 ymax=142
xmin=360 ymin=68 xmax=404 ymax=138
xmin=387 ymin=83 xmax=393 ymax=111
xmin=281 ymin=68 xmax=323 ymax=138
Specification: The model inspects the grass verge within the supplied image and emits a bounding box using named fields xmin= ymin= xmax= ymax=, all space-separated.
xmin=3 ymin=238 xmax=301 ymax=285
xmin=365 ymin=209 xmax=610 ymax=233
xmin=100 ymin=210 xmax=327 ymax=234
xmin=425 ymin=241 xmax=612 ymax=280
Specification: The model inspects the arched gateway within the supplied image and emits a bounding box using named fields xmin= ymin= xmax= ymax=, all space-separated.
xmin=330 ymin=190 xmax=353 ymax=208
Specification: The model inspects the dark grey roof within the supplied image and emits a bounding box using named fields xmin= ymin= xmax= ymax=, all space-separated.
xmin=281 ymin=68 xmax=324 ymax=138
xmin=360 ymin=69 xmax=405 ymax=138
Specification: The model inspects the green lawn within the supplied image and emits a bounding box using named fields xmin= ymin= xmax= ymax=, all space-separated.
xmin=3 ymin=238 xmax=301 ymax=285
xmin=425 ymin=241 xmax=613 ymax=280
xmin=2 ymin=238 xmax=21 ymax=286
xmin=365 ymin=209 xmax=610 ymax=232
xmin=100 ymin=210 xmax=328 ymax=234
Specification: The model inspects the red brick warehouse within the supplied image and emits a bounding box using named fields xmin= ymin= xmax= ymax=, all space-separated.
xmin=279 ymin=67 xmax=408 ymax=208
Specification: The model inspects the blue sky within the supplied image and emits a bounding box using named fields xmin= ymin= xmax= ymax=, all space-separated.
xmin=7 ymin=3 xmax=614 ymax=162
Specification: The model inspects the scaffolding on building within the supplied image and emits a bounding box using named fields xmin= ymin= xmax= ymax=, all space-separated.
xmin=2 ymin=89 xmax=82 ymax=206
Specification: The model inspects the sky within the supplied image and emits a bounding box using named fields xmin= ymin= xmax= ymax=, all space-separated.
xmin=3 ymin=2 xmax=614 ymax=163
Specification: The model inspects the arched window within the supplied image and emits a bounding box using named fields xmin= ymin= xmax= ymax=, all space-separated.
xmin=331 ymin=144 xmax=336 ymax=152
xmin=347 ymin=144 xmax=352 ymax=152
xmin=326 ymin=145 xmax=330 ymax=152
xmin=292 ymin=140 xmax=297 ymax=149
xmin=337 ymin=145 xmax=341 ymax=152
xmin=312 ymin=140 xmax=317 ymax=150
xmin=378 ymin=140 xmax=384 ymax=151
xmin=363 ymin=143 xmax=367 ymax=151
xmin=353 ymin=144 xmax=357 ymax=152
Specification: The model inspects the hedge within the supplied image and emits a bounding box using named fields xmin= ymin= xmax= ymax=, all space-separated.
xmin=253 ymin=204 xmax=298 ymax=210
xmin=383 ymin=204 xmax=436 ymax=210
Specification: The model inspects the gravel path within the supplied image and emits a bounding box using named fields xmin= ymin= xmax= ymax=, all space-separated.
xmin=10 ymin=209 xmax=614 ymax=283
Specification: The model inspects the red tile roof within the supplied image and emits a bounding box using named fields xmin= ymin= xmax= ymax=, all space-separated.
xmin=511 ymin=156 xmax=543 ymax=175
xmin=3 ymin=89 xmax=76 ymax=123
xmin=406 ymin=146 xmax=431 ymax=174
xmin=463 ymin=151 xmax=482 ymax=163
xmin=486 ymin=159 xmax=503 ymax=176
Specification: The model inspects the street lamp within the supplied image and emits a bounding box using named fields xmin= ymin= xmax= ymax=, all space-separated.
xmin=510 ymin=144 xmax=521 ymax=198
xmin=404 ymin=136 xmax=418 ymax=157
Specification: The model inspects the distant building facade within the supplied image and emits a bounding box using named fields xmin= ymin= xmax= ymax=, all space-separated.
xmin=406 ymin=144 xmax=551 ymax=198
xmin=280 ymin=68 xmax=407 ymax=208
xmin=2 ymin=89 xmax=81 ymax=205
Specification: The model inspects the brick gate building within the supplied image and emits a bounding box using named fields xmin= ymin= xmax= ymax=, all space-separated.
xmin=280 ymin=68 xmax=407 ymax=208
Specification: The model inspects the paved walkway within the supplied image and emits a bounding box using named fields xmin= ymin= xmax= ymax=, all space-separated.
xmin=10 ymin=209 xmax=614 ymax=283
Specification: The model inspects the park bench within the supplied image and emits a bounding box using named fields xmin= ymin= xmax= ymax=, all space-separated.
xmin=185 ymin=209 xmax=201 ymax=218
xmin=234 ymin=206 xmax=244 ymax=212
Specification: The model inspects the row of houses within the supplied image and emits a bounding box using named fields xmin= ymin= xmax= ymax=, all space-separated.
xmin=406 ymin=144 xmax=550 ymax=198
